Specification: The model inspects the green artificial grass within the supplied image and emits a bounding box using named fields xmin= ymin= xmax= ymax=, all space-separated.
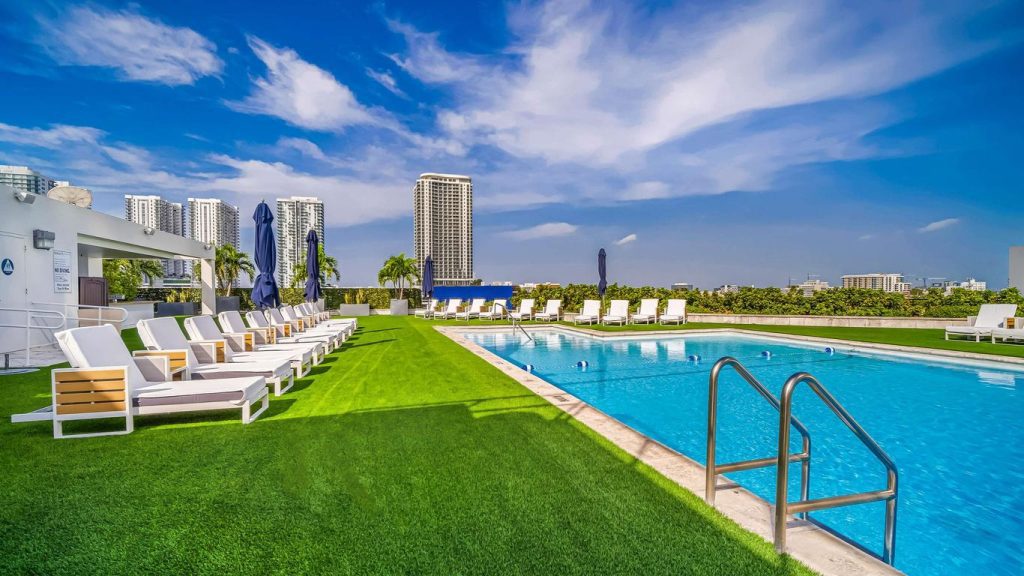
xmin=429 ymin=317 xmax=1024 ymax=359
xmin=0 ymin=316 xmax=813 ymax=575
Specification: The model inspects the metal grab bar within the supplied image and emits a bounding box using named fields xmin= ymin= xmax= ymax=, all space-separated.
xmin=32 ymin=301 xmax=128 ymax=324
xmin=495 ymin=302 xmax=533 ymax=342
xmin=0 ymin=306 xmax=67 ymax=368
xmin=706 ymin=357 xmax=811 ymax=511
xmin=775 ymin=372 xmax=898 ymax=565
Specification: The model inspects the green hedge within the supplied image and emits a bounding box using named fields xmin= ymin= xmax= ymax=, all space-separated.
xmin=134 ymin=287 xmax=422 ymax=311
xmin=510 ymin=284 xmax=1024 ymax=318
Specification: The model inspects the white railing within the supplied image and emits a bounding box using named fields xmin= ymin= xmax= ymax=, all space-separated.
xmin=0 ymin=306 xmax=67 ymax=368
xmin=32 ymin=301 xmax=128 ymax=327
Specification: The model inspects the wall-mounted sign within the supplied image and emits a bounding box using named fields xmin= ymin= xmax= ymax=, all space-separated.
xmin=1 ymin=258 xmax=13 ymax=276
xmin=53 ymin=250 xmax=72 ymax=293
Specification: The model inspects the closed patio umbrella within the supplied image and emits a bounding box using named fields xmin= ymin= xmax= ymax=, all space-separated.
xmin=421 ymin=256 xmax=434 ymax=303
xmin=250 ymin=201 xmax=280 ymax=309
xmin=304 ymin=229 xmax=322 ymax=303
xmin=598 ymin=248 xmax=607 ymax=298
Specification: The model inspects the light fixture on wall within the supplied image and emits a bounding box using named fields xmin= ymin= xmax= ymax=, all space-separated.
xmin=143 ymin=226 xmax=156 ymax=235
xmin=33 ymin=229 xmax=55 ymax=250
xmin=13 ymin=191 xmax=36 ymax=204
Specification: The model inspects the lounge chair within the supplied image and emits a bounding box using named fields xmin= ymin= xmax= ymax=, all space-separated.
xmin=184 ymin=315 xmax=319 ymax=377
xmin=247 ymin=310 xmax=338 ymax=352
xmin=265 ymin=308 xmax=342 ymax=350
xmin=435 ymin=299 xmax=462 ymax=319
xmin=10 ymin=324 xmax=269 ymax=438
xmin=455 ymin=298 xmax=486 ymax=320
xmin=630 ymin=299 xmax=659 ymax=324
xmin=137 ymin=317 xmax=294 ymax=396
xmin=660 ymin=299 xmax=687 ymax=324
xmin=479 ymin=299 xmax=507 ymax=321
xmin=535 ymin=299 xmax=562 ymax=322
xmin=509 ymin=298 xmax=535 ymax=321
xmin=297 ymin=303 xmax=357 ymax=333
xmin=991 ymin=321 xmax=1024 ymax=344
xmin=285 ymin=305 xmax=354 ymax=338
xmin=574 ymin=300 xmax=601 ymax=325
xmin=414 ymin=299 xmax=439 ymax=318
xmin=602 ymin=300 xmax=629 ymax=325
xmin=945 ymin=304 xmax=1018 ymax=342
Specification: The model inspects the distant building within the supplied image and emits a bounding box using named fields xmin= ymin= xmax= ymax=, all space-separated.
xmin=0 ymin=165 xmax=57 ymax=195
xmin=188 ymin=198 xmax=240 ymax=248
xmin=413 ymin=173 xmax=474 ymax=286
xmin=939 ymin=278 xmax=987 ymax=295
xmin=841 ymin=273 xmax=912 ymax=294
xmin=671 ymin=282 xmax=695 ymax=291
xmin=520 ymin=282 xmax=560 ymax=291
xmin=124 ymin=195 xmax=186 ymax=277
xmin=1011 ymin=247 xmax=1024 ymax=292
xmin=794 ymin=279 xmax=830 ymax=297
xmin=276 ymin=196 xmax=325 ymax=287
xmin=714 ymin=284 xmax=742 ymax=295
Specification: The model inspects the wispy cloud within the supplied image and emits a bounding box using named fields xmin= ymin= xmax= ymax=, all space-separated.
xmin=501 ymin=222 xmax=579 ymax=240
xmin=614 ymin=233 xmax=637 ymax=246
xmin=0 ymin=123 xmax=104 ymax=148
xmin=365 ymin=68 xmax=405 ymax=97
xmin=918 ymin=218 xmax=960 ymax=233
xmin=36 ymin=5 xmax=222 ymax=85
xmin=228 ymin=37 xmax=377 ymax=131
xmin=276 ymin=137 xmax=327 ymax=160
xmin=858 ymin=234 xmax=875 ymax=241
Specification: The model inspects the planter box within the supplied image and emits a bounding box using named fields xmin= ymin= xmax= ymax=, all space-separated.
xmin=337 ymin=303 xmax=370 ymax=316
xmin=156 ymin=302 xmax=196 ymax=317
xmin=389 ymin=299 xmax=409 ymax=316
xmin=216 ymin=296 xmax=240 ymax=312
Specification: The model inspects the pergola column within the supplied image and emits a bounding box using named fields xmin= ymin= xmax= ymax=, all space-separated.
xmin=200 ymin=257 xmax=216 ymax=315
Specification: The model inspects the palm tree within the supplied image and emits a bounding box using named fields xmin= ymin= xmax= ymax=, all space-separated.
xmin=377 ymin=253 xmax=419 ymax=300
xmin=292 ymin=245 xmax=340 ymax=288
xmin=215 ymin=244 xmax=255 ymax=296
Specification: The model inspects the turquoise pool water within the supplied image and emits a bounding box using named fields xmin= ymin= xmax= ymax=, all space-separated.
xmin=467 ymin=330 xmax=1024 ymax=576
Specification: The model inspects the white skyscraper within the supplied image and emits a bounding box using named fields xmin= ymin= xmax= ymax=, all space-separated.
xmin=124 ymin=195 xmax=186 ymax=276
xmin=0 ymin=165 xmax=57 ymax=195
xmin=188 ymin=198 xmax=240 ymax=248
xmin=276 ymin=196 xmax=325 ymax=287
xmin=413 ymin=173 xmax=474 ymax=285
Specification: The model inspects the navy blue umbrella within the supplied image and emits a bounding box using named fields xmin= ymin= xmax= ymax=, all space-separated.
xmin=304 ymin=229 xmax=322 ymax=303
xmin=598 ymin=248 xmax=607 ymax=298
xmin=421 ymin=256 xmax=434 ymax=302
xmin=250 ymin=201 xmax=280 ymax=309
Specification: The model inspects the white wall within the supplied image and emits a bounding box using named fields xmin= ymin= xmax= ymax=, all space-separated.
xmin=1011 ymin=246 xmax=1024 ymax=292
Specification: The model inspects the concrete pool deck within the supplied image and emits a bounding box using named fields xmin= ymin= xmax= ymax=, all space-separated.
xmin=439 ymin=324 xmax=931 ymax=576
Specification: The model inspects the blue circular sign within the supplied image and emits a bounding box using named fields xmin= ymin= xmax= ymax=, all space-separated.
xmin=0 ymin=258 xmax=13 ymax=276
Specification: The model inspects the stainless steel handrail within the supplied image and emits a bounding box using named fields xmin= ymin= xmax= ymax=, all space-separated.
xmin=706 ymin=357 xmax=811 ymax=511
xmin=32 ymin=301 xmax=128 ymax=324
xmin=775 ymin=372 xmax=898 ymax=565
xmin=495 ymin=302 xmax=533 ymax=342
xmin=0 ymin=306 xmax=67 ymax=367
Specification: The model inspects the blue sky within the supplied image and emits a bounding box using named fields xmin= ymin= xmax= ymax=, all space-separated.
xmin=1 ymin=0 xmax=1022 ymax=288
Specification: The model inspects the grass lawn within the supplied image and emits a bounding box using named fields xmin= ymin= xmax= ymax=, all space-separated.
xmin=0 ymin=315 xmax=812 ymax=575
xmin=431 ymin=317 xmax=1024 ymax=360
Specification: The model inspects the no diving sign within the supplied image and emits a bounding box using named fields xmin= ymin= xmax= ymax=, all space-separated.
xmin=1 ymin=258 xmax=13 ymax=276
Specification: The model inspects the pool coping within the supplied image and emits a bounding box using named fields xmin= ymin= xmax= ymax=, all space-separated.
xmin=439 ymin=324 xmax=907 ymax=576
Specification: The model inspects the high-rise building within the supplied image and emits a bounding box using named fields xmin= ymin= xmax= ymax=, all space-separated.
xmin=188 ymin=198 xmax=240 ymax=248
xmin=276 ymin=196 xmax=325 ymax=287
xmin=841 ymin=273 xmax=912 ymax=293
xmin=0 ymin=165 xmax=57 ymax=195
xmin=124 ymin=195 xmax=186 ymax=276
xmin=413 ymin=173 xmax=474 ymax=286
xmin=1011 ymin=247 xmax=1024 ymax=291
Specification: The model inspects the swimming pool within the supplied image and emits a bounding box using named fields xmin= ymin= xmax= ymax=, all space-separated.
xmin=466 ymin=329 xmax=1024 ymax=576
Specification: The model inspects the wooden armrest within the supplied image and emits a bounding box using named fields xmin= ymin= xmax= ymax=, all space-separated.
xmin=133 ymin=349 xmax=188 ymax=377
xmin=188 ymin=340 xmax=224 ymax=364
xmin=222 ymin=332 xmax=254 ymax=352
xmin=133 ymin=355 xmax=170 ymax=382
xmin=51 ymin=366 xmax=129 ymax=417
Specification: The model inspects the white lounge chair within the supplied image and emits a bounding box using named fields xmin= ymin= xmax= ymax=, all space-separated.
xmin=296 ymin=303 xmax=357 ymax=334
xmin=945 ymin=304 xmax=1018 ymax=342
xmin=138 ymin=317 xmax=294 ymax=396
xmin=435 ymin=299 xmax=462 ymax=319
xmin=509 ymin=299 xmax=535 ymax=321
xmin=184 ymin=315 xmax=319 ymax=377
xmin=991 ymin=321 xmax=1024 ymax=344
xmin=660 ymin=299 xmax=687 ymax=325
xmin=602 ymin=300 xmax=629 ymax=325
xmin=10 ymin=324 xmax=269 ymax=438
xmin=574 ymin=300 xmax=601 ymax=325
xmin=414 ymin=299 xmax=439 ymax=318
xmin=247 ymin=310 xmax=338 ymax=352
xmin=631 ymin=299 xmax=659 ymax=324
xmin=479 ymin=299 xmax=507 ymax=321
xmin=535 ymin=299 xmax=562 ymax=322
xmin=284 ymin=305 xmax=354 ymax=338
xmin=455 ymin=298 xmax=486 ymax=320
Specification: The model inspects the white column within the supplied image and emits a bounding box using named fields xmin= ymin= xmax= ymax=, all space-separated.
xmin=200 ymin=257 xmax=215 ymax=315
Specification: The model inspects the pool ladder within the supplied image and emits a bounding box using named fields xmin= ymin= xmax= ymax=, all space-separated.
xmin=705 ymin=357 xmax=898 ymax=565
xmin=496 ymin=302 xmax=533 ymax=342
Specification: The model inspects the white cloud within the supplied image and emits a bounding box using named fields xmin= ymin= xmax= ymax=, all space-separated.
xmin=37 ymin=5 xmax=222 ymax=85
xmin=621 ymin=182 xmax=670 ymax=201
xmin=0 ymin=123 xmax=104 ymax=148
xmin=918 ymin=218 xmax=960 ymax=233
xmin=366 ymin=68 xmax=405 ymax=97
xmin=614 ymin=233 xmax=637 ymax=246
xmin=858 ymin=234 xmax=875 ymax=241
xmin=276 ymin=137 xmax=327 ymax=160
xmin=501 ymin=222 xmax=579 ymax=240
xmin=229 ymin=37 xmax=376 ymax=131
